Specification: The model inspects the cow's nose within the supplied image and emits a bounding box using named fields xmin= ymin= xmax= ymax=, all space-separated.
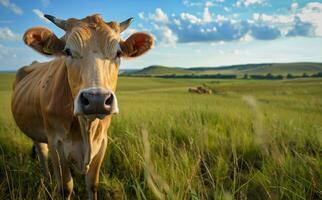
xmin=79 ymin=90 xmax=114 ymax=115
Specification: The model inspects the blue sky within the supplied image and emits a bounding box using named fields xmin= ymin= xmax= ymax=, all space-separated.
xmin=0 ymin=0 xmax=322 ymax=70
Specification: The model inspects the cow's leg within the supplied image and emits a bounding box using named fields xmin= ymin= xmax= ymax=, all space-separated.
xmin=86 ymin=138 xmax=107 ymax=200
xmin=49 ymin=142 xmax=73 ymax=200
xmin=34 ymin=142 xmax=52 ymax=182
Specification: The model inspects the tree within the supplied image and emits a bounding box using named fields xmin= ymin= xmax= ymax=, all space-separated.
xmin=286 ymin=73 xmax=293 ymax=79
xmin=266 ymin=73 xmax=274 ymax=79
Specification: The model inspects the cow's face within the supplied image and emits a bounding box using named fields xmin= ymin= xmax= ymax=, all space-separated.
xmin=23 ymin=14 xmax=153 ymax=119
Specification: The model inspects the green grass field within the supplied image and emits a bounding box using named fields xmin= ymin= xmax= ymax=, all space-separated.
xmin=0 ymin=73 xmax=321 ymax=199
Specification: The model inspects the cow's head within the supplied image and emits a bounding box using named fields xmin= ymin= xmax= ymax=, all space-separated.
xmin=23 ymin=14 xmax=153 ymax=119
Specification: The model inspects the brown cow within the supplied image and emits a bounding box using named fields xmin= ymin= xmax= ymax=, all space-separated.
xmin=11 ymin=14 xmax=153 ymax=200
xmin=188 ymin=86 xmax=212 ymax=94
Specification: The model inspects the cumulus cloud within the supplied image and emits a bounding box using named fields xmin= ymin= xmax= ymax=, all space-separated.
xmin=297 ymin=2 xmax=322 ymax=36
xmin=138 ymin=12 xmax=145 ymax=20
xmin=0 ymin=27 xmax=20 ymax=40
xmin=182 ymin=0 xmax=203 ymax=7
xmin=239 ymin=32 xmax=254 ymax=42
xmin=205 ymin=1 xmax=214 ymax=7
xmin=290 ymin=2 xmax=299 ymax=12
xmin=235 ymin=0 xmax=266 ymax=7
xmin=149 ymin=8 xmax=169 ymax=23
xmin=153 ymin=24 xmax=178 ymax=47
xmin=203 ymin=6 xmax=212 ymax=23
xmin=287 ymin=16 xmax=315 ymax=37
xmin=0 ymin=0 xmax=23 ymax=15
xmin=250 ymin=2 xmax=322 ymax=37
xmin=143 ymin=1 xmax=322 ymax=46
xmin=180 ymin=12 xmax=202 ymax=24
xmin=224 ymin=6 xmax=231 ymax=12
xmin=32 ymin=9 xmax=51 ymax=23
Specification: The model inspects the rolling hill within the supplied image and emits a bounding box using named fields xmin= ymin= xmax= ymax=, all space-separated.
xmin=127 ymin=65 xmax=194 ymax=75
xmin=125 ymin=62 xmax=322 ymax=77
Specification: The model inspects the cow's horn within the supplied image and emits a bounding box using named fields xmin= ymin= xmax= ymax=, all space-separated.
xmin=44 ymin=14 xmax=66 ymax=30
xmin=119 ymin=18 xmax=133 ymax=32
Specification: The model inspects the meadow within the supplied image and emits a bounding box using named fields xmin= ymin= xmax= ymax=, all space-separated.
xmin=0 ymin=73 xmax=321 ymax=199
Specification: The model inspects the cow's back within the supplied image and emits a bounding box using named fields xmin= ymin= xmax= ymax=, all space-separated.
xmin=12 ymin=58 xmax=69 ymax=142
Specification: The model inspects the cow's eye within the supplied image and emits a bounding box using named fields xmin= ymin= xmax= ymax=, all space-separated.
xmin=64 ymin=48 xmax=72 ymax=57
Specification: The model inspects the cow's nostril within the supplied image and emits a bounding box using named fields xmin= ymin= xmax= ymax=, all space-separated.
xmin=80 ymin=93 xmax=90 ymax=106
xmin=105 ymin=95 xmax=113 ymax=106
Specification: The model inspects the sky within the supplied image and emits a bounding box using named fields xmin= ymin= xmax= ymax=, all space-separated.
xmin=0 ymin=0 xmax=322 ymax=70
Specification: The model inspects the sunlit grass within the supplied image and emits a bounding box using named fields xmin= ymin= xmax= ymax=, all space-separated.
xmin=0 ymin=74 xmax=321 ymax=199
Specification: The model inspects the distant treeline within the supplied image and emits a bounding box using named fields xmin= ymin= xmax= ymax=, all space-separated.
xmin=286 ymin=72 xmax=322 ymax=79
xmin=247 ymin=73 xmax=283 ymax=80
xmin=156 ymin=74 xmax=237 ymax=79
xmin=121 ymin=72 xmax=322 ymax=79
xmin=121 ymin=73 xmax=237 ymax=79
xmin=245 ymin=72 xmax=322 ymax=80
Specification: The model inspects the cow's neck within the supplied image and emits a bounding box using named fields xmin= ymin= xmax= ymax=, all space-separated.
xmin=77 ymin=116 xmax=110 ymax=173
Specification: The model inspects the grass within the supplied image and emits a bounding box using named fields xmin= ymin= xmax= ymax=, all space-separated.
xmin=0 ymin=73 xmax=321 ymax=199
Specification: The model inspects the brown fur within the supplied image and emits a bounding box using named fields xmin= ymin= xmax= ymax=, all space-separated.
xmin=12 ymin=14 xmax=153 ymax=200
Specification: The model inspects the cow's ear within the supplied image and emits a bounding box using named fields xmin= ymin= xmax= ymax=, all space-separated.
xmin=120 ymin=32 xmax=153 ymax=58
xmin=23 ymin=26 xmax=65 ymax=56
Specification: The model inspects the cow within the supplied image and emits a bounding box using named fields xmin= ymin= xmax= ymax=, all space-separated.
xmin=188 ymin=87 xmax=201 ymax=94
xmin=188 ymin=86 xmax=212 ymax=94
xmin=11 ymin=14 xmax=153 ymax=200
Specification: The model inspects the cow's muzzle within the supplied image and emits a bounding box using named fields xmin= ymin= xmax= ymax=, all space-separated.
xmin=74 ymin=88 xmax=119 ymax=118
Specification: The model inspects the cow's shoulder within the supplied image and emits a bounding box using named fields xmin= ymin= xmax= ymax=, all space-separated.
xmin=14 ymin=61 xmax=42 ymax=86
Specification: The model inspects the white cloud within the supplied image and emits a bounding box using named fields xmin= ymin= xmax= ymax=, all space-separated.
xmin=32 ymin=9 xmax=51 ymax=23
xmin=173 ymin=19 xmax=181 ymax=26
xmin=138 ymin=12 xmax=145 ymax=20
xmin=211 ymin=40 xmax=225 ymax=46
xmin=239 ymin=32 xmax=254 ymax=42
xmin=252 ymin=13 xmax=293 ymax=26
xmin=155 ymin=25 xmax=178 ymax=47
xmin=0 ymin=27 xmax=19 ymax=40
xmin=203 ymin=7 xmax=212 ymax=23
xmin=291 ymin=2 xmax=299 ymax=12
xmin=180 ymin=12 xmax=202 ymax=24
xmin=251 ymin=2 xmax=322 ymax=37
xmin=215 ymin=14 xmax=228 ymax=23
xmin=149 ymin=8 xmax=169 ymax=23
xmin=297 ymin=2 xmax=322 ymax=36
xmin=235 ymin=0 xmax=265 ymax=7
xmin=121 ymin=28 xmax=137 ymax=39
xmin=0 ymin=0 xmax=23 ymax=15
xmin=183 ymin=0 xmax=203 ymax=7
xmin=205 ymin=1 xmax=214 ymax=7
xmin=224 ymin=6 xmax=231 ymax=12
xmin=144 ymin=1 xmax=322 ymax=45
